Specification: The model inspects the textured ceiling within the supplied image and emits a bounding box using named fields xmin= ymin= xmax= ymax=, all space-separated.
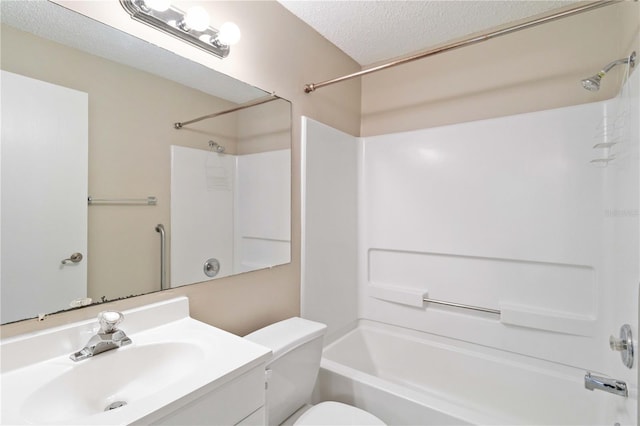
xmin=278 ymin=0 xmax=578 ymax=66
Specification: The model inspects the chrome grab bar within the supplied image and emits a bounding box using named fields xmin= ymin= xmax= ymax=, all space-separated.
xmin=155 ymin=224 xmax=167 ymax=290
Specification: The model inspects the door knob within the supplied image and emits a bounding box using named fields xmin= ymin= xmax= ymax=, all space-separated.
xmin=61 ymin=252 xmax=83 ymax=265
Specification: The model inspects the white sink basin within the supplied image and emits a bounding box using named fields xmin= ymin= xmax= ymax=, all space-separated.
xmin=0 ymin=297 xmax=271 ymax=425
xmin=20 ymin=342 xmax=203 ymax=424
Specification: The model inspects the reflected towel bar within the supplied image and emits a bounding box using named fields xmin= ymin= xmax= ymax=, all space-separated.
xmin=88 ymin=196 xmax=157 ymax=206
xmin=423 ymin=297 xmax=501 ymax=315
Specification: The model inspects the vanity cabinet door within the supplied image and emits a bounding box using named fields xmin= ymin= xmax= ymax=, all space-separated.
xmin=139 ymin=365 xmax=266 ymax=425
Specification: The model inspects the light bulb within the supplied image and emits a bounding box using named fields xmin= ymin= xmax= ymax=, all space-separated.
xmin=143 ymin=0 xmax=170 ymax=12
xmin=184 ymin=6 xmax=210 ymax=31
xmin=217 ymin=22 xmax=241 ymax=46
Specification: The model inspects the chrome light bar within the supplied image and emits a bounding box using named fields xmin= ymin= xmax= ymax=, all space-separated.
xmin=119 ymin=0 xmax=230 ymax=58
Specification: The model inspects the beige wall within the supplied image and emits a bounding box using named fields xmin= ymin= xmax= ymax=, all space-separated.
xmin=5 ymin=1 xmax=635 ymax=340
xmin=237 ymin=99 xmax=292 ymax=154
xmin=0 ymin=25 xmax=241 ymax=302
xmin=361 ymin=1 xmax=640 ymax=136
xmin=0 ymin=0 xmax=361 ymax=338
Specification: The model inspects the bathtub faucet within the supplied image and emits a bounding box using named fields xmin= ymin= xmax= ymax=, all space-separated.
xmin=584 ymin=372 xmax=628 ymax=397
xmin=70 ymin=311 xmax=132 ymax=361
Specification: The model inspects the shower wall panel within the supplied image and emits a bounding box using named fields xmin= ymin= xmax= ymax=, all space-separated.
xmin=301 ymin=117 xmax=359 ymax=340
xmin=601 ymin=69 xmax=639 ymax=383
xmin=171 ymin=146 xmax=235 ymax=287
xmin=302 ymin=72 xmax=637 ymax=387
xmin=171 ymin=147 xmax=291 ymax=287
xmin=234 ymin=149 xmax=291 ymax=273
xmin=359 ymin=93 xmax=632 ymax=371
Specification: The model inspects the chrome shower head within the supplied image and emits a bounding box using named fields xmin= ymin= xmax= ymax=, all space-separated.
xmin=581 ymin=51 xmax=636 ymax=92
xmin=208 ymin=140 xmax=225 ymax=153
xmin=581 ymin=72 xmax=604 ymax=92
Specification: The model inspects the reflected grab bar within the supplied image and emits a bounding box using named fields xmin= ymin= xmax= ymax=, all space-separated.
xmin=155 ymin=224 xmax=167 ymax=290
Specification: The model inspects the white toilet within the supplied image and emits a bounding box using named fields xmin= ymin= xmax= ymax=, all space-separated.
xmin=245 ymin=317 xmax=385 ymax=426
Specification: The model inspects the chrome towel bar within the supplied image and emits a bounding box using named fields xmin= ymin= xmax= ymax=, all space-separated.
xmin=422 ymin=297 xmax=501 ymax=315
xmin=88 ymin=196 xmax=157 ymax=206
xmin=368 ymin=283 xmax=595 ymax=335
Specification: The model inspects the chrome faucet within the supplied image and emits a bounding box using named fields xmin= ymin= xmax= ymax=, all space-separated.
xmin=70 ymin=311 xmax=132 ymax=361
xmin=584 ymin=372 xmax=628 ymax=397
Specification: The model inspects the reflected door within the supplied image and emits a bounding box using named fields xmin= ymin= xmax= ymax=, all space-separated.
xmin=1 ymin=71 xmax=88 ymax=323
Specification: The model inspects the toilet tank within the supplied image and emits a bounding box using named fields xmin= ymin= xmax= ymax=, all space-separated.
xmin=244 ymin=317 xmax=327 ymax=426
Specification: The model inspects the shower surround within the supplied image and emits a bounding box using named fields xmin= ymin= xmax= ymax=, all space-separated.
xmin=302 ymin=69 xmax=638 ymax=424
xmin=171 ymin=146 xmax=291 ymax=287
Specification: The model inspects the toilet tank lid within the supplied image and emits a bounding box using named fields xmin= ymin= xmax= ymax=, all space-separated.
xmin=244 ymin=317 xmax=327 ymax=361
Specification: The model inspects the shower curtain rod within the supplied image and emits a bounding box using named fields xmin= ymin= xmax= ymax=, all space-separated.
xmin=174 ymin=94 xmax=278 ymax=129
xmin=303 ymin=0 xmax=619 ymax=93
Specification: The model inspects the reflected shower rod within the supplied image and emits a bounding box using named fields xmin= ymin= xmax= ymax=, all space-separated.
xmin=174 ymin=94 xmax=278 ymax=129
xmin=304 ymin=0 xmax=620 ymax=93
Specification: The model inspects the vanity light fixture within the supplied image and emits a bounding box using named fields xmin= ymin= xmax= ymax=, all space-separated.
xmin=119 ymin=0 xmax=240 ymax=59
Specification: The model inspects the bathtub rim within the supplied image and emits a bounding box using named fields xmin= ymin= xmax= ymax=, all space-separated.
xmin=319 ymin=319 xmax=637 ymax=425
xmin=319 ymin=356 xmax=499 ymax=425
xmin=324 ymin=318 xmax=633 ymax=381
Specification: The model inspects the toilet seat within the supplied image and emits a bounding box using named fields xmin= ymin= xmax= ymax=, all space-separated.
xmin=293 ymin=401 xmax=386 ymax=425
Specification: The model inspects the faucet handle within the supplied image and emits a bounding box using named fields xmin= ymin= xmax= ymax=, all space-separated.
xmin=98 ymin=311 xmax=124 ymax=333
xmin=610 ymin=324 xmax=634 ymax=369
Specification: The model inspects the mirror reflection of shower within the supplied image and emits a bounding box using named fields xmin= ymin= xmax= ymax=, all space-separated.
xmin=171 ymin=144 xmax=291 ymax=288
xmin=209 ymin=140 xmax=225 ymax=153
xmin=581 ymin=51 xmax=636 ymax=91
xmin=205 ymin=140 xmax=231 ymax=191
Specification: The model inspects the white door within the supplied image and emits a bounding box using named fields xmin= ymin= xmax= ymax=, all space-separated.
xmin=1 ymin=70 xmax=88 ymax=323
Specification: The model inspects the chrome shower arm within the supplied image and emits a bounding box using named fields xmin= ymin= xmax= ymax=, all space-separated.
xmin=602 ymin=53 xmax=635 ymax=73
xmin=581 ymin=51 xmax=636 ymax=91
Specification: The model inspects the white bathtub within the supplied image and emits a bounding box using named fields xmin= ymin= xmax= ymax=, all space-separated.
xmin=312 ymin=320 xmax=636 ymax=425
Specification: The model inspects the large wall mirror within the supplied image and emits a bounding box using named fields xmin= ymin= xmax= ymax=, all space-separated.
xmin=0 ymin=1 xmax=292 ymax=324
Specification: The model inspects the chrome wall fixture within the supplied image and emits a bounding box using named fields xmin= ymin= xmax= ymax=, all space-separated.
xmin=119 ymin=0 xmax=240 ymax=59
xmin=610 ymin=324 xmax=634 ymax=369
xmin=208 ymin=140 xmax=225 ymax=153
xmin=581 ymin=51 xmax=636 ymax=92
xmin=203 ymin=258 xmax=220 ymax=278
xmin=584 ymin=372 xmax=628 ymax=397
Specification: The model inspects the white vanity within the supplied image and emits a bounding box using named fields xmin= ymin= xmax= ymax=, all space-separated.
xmin=0 ymin=297 xmax=271 ymax=425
